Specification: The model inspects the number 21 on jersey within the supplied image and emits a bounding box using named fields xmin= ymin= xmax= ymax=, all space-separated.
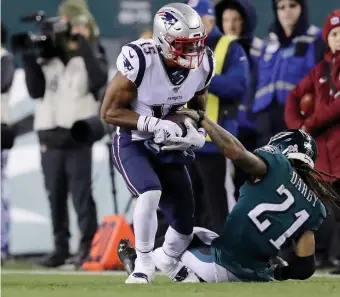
xmin=248 ymin=184 xmax=310 ymax=250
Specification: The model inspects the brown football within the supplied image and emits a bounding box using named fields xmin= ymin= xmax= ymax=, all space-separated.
xmin=300 ymin=93 xmax=314 ymax=117
xmin=163 ymin=113 xmax=198 ymax=137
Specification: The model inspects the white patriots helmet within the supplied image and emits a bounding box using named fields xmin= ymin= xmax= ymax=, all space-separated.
xmin=153 ymin=2 xmax=207 ymax=69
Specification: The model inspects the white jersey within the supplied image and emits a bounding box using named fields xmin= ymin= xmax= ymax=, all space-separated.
xmin=116 ymin=38 xmax=215 ymax=140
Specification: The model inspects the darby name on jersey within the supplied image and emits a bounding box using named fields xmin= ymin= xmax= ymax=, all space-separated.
xmin=290 ymin=171 xmax=319 ymax=207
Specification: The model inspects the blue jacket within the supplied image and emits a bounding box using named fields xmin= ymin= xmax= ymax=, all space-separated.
xmin=200 ymin=26 xmax=249 ymax=153
xmin=215 ymin=0 xmax=263 ymax=130
xmin=253 ymin=0 xmax=324 ymax=113
xmin=237 ymin=36 xmax=263 ymax=129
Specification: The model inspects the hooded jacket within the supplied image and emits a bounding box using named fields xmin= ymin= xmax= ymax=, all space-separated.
xmin=253 ymin=0 xmax=324 ymax=113
xmin=185 ymin=0 xmax=249 ymax=153
xmin=216 ymin=0 xmax=263 ymax=129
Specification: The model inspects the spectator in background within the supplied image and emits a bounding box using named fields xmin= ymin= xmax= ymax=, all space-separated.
xmin=254 ymin=0 xmax=325 ymax=146
xmin=21 ymin=12 xmax=108 ymax=268
xmin=285 ymin=9 xmax=340 ymax=274
xmin=215 ymin=0 xmax=262 ymax=198
xmin=187 ymin=0 xmax=249 ymax=233
xmin=1 ymin=22 xmax=15 ymax=264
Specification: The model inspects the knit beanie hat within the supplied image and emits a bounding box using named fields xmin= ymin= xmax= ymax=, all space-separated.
xmin=322 ymin=9 xmax=340 ymax=42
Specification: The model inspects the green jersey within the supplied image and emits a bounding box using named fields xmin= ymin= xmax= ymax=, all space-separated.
xmin=212 ymin=145 xmax=327 ymax=282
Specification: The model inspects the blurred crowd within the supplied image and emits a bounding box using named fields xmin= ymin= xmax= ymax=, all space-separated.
xmin=1 ymin=0 xmax=340 ymax=274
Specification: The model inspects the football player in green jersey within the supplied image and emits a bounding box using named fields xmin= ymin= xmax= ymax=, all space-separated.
xmin=118 ymin=109 xmax=339 ymax=283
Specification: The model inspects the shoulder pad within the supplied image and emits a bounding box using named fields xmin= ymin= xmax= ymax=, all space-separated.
xmin=116 ymin=39 xmax=154 ymax=88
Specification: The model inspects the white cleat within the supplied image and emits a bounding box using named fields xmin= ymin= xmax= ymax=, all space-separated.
xmin=125 ymin=273 xmax=149 ymax=284
xmin=152 ymin=248 xmax=200 ymax=283
xmin=125 ymin=259 xmax=155 ymax=284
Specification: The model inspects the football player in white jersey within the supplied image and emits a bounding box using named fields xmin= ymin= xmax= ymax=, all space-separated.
xmin=101 ymin=3 xmax=215 ymax=284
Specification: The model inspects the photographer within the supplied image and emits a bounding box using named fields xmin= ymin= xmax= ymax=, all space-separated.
xmin=20 ymin=15 xmax=108 ymax=268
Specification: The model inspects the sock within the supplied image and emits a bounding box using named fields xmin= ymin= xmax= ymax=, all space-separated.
xmin=162 ymin=226 xmax=193 ymax=258
xmin=133 ymin=190 xmax=161 ymax=266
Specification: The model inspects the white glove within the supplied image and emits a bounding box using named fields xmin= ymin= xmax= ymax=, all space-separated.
xmin=137 ymin=115 xmax=183 ymax=144
xmin=161 ymin=119 xmax=206 ymax=151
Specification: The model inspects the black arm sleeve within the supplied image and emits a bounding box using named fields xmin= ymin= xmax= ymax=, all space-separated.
xmin=77 ymin=36 xmax=108 ymax=96
xmin=274 ymin=254 xmax=316 ymax=281
xmin=22 ymin=53 xmax=45 ymax=98
xmin=1 ymin=55 xmax=15 ymax=93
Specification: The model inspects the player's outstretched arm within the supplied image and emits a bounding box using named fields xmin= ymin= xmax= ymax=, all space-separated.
xmin=100 ymin=72 xmax=140 ymax=129
xmin=201 ymin=116 xmax=267 ymax=177
xmin=177 ymin=108 xmax=267 ymax=177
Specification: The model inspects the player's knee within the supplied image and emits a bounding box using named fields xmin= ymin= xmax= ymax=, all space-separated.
xmin=136 ymin=190 xmax=162 ymax=212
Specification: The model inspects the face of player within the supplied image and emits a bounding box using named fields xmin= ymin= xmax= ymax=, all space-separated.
xmin=173 ymin=41 xmax=202 ymax=54
xmin=169 ymin=37 xmax=206 ymax=69
xmin=328 ymin=27 xmax=340 ymax=53
xmin=222 ymin=9 xmax=243 ymax=37
xmin=277 ymin=0 xmax=301 ymax=32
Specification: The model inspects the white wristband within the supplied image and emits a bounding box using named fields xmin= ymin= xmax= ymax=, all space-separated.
xmin=137 ymin=116 xmax=160 ymax=132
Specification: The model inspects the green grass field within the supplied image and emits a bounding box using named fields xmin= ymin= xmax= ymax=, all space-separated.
xmin=2 ymin=272 xmax=340 ymax=297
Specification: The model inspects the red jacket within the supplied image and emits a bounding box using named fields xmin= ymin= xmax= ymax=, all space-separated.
xmin=285 ymin=51 xmax=340 ymax=180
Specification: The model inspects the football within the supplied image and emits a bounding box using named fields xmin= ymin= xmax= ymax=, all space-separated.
xmin=163 ymin=113 xmax=198 ymax=137
xmin=300 ymin=93 xmax=314 ymax=117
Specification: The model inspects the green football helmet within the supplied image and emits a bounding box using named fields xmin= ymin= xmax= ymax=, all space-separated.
xmin=267 ymin=129 xmax=318 ymax=168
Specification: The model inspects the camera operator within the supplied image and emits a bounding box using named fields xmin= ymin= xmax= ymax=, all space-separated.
xmin=20 ymin=15 xmax=108 ymax=268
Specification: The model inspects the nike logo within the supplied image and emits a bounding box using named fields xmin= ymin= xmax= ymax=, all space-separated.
xmin=129 ymin=50 xmax=134 ymax=59
xmin=239 ymin=56 xmax=246 ymax=61
xmin=319 ymin=77 xmax=327 ymax=84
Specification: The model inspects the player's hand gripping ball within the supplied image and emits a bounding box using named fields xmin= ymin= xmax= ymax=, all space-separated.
xmin=162 ymin=113 xmax=205 ymax=151
xmin=163 ymin=113 xmax=198 ymax=137
xmin=300 ymin=93 xmax=314 ymax=117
